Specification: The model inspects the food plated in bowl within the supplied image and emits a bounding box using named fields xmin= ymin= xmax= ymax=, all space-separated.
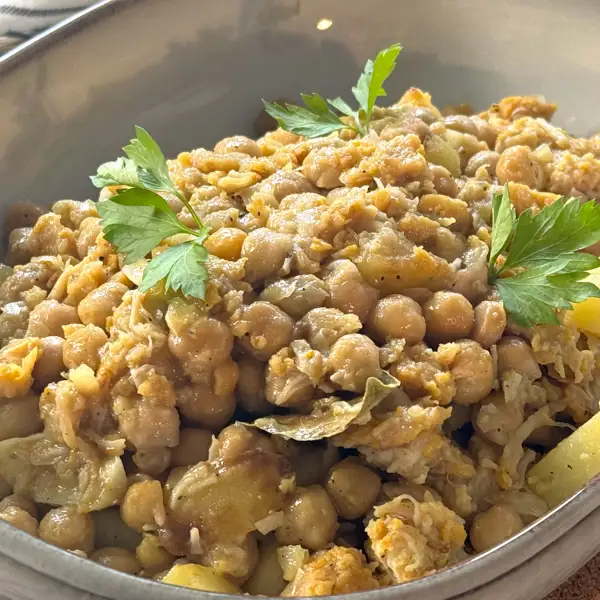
xmin=2 ymin=1 xmax=600 ymax=593
xmin=2 ymin=34 xmax=600 ymax=598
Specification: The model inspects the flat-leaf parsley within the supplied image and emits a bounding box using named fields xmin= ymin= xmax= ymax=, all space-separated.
xmin=263 ymin=43 xmax=402 ymax=138
xmin=91 ymin=127 xmax=211 ymax=299
xmin=489 ymin=185 xmax=600 ymax=327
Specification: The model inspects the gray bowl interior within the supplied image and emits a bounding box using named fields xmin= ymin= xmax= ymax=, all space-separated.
xmin=0 ymin=0 xmax=600 ymax=215
xmin=1 ymin=0 xmax=600 ymax=598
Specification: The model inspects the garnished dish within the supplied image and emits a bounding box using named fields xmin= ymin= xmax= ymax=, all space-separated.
xmin=1 ymin=43 xmax=600 ymax=596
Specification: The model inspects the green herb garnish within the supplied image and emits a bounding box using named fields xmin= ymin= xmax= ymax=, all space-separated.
xmin=263 ymin=43 xmax=402 ymax=138
xmin=489 ymin=185 xmax=600 ymax=327
xmin=91 ymin=127 xmax=210 ymax=299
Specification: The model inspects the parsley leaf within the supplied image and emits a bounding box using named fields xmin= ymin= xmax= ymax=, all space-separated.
xmin=98 ymin=189 xmax=193 ymax=264
xmin=500 ymin=195 xmax=600 ymax=272
xmin=489 ymin=185 xmax=515 ymax=272
xmin=262 ymin=42 xmax=402 ymax=138
xmin=327 ymin=96 xmax=357 ymax=118
xmin=139 ymin=241 xmax=208 ymax=299
xmin=352 ymin=43 xmax=402 ymax=132
xmin=90 ymin=157 xmax=140 ymax=188
xmin=123 ymin=126 xmax=178 ymax=195
xmin=263 ymin=94 xmax=356 ymax=138
xmin=91 ymin=127 xmax=211 ymax=299
xmin=489 ymin=187 xmax=600 ymax=326
xmin=496 ymin=266 xmax=600 ymax=327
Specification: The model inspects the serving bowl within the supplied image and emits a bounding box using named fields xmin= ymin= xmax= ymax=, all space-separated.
xmin=1 ymin=1 xmax=600 ymax=598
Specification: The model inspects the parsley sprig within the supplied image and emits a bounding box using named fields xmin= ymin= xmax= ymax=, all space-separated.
xmin=263 ymin=43 xmax=402 ymax=138
xmin=91 ymin=127 xmax=211 ymax=299
xmin=489 ymin=185 xmax=600 ymax=327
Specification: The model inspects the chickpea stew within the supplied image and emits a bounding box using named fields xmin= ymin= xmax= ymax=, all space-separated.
xmin=1 ymin=44 xmax=600 ymax=597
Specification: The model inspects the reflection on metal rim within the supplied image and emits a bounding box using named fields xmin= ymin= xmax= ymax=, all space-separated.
xmin=0 ymin=0 xmax=131 ymax=75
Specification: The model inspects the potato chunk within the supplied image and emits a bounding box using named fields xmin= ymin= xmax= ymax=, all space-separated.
xmin=162 ymin=563 xmax=241 ymax=594
xmin=528 ymin=411 xmax=600 ymax=507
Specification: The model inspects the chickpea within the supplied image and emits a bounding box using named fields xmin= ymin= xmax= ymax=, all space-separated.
xmin=204 ymin=227 xmax=247 ymax=261
xmin=423 ymin=291 xmax=474 ymax=342
xmin=63 ymin=324 xmax=108 ymax=370
xmin=259 ymin=171 xmax=315 ymax=202
xmin=26 ymin=299 xmax=79 ymax=337
xmin=241 ymin=229 xmax=293 ymax=283
xmin=212 ymin=424 xmax=275 ymax=465
xmin=0 ymin=494 xmax=37 ymax=518
xmin=171 ymin=428 xmax=213 ymax=467
xmin=132 ymin=448 xmax=172 ymax=476
xmin=418 ymin=194 xmax=472 ymax=234
xmin=28 ymin=213 xmax=77 ymax=257
xmin=369 ymin=294 xmax=426 ymax=344
xmin=136 ymin=534 xmax=174 ymax=575
xmin=39 ymin=507 xmax=95 ymax=553
xmin=91 ymin=547 xmax=141 ymax=574
xmin=237 ymin=302 xmax=295 ymax=361
xmin=470 ymin=504 xmax=524 ymax=552
xmin=303 ymin=144 xmax=357 ymax=188
xmin=496 ymin=145 xmax=544 ymax=189
xmin=206 ymin=534 xmax=259 ymax=584
xmin=236 ymin=356 xmax=270 ymax=415
xmin=117 ymin=400 xmax=180 ymax=453
xmin=0 ymin=395 xmax=42 ymax=441
xmin=265 ymin=352 xmax=316 ymax=408
xmin=168 ymin=317 xmax=233 ymax=378
xmin=323 ymin=260 xmax=379 ymax=323
xmin=53 ymin=199 xmax=98 ymax=229
xmin=430 ymin=228 xmax=467 ymax=263
xmin=32 ymin=336 xmax=65 ymax=390
xmin=327 ymin=334 xmax=380 ymax=392
xmin=0 ymin=505 xmax=38 ymax=536
xmin=120 ymin=480 xmax=165 ymax=533
xmin=443 ymin=114 xmax=480 ymax=136
xmin=276 ymin=485 xmax=338 ymax=551
xmin=6 ymin=227 xmax=33 ymax=266
xmin=296 ymin=308 xmax=361 ymax=352
xmin=177 ymin=382 xmax=236 ymax=430
xmin=442 ymin=340 xmax=494 ymax=405
xmin=471 ymin=301 xmax=507 ymax=348
xmin=465 ymin=151 xmax=500 ymax=178
xmin=325 ymin=459 xmax=382 ymax=519
xmin=76 ymin=217 xmax=103 ymax=258
xmin=78 ymin=281 xmax=129 ymax=328
xmin=430 ymin=165 xmax=458 ymax=197
xmin=497 ymin=337 xmax=542 ymax=380
xmin=275 ymin=439 xmax=339 ymax=487
xmin=215 ymin=135 xmax=262 ymax=157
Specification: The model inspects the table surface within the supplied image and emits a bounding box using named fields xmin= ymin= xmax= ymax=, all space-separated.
xmin=546 ymin=554 xmax=600 ymax=600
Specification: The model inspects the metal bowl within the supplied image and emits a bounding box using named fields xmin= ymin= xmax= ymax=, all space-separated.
xmin=1 ymin=1 xmax=600 ymax=598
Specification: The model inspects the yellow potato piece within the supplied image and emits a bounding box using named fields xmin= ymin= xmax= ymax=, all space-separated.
xmin=161 ymin=563 xmax=241 ymax=594
xmin=528 ymin=411 xmax=600 ymax=508
xmin=570 ymin=268 xmax=600 ymax=336
xmin=571 ymin=298 xmax=600 ymax=336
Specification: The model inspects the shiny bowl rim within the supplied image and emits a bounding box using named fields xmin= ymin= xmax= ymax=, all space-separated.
xmin=0 ymin=1 xmax=599 ymax=597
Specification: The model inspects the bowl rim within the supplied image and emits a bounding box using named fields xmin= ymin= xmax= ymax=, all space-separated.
xmin=1 ymin=479 xmax=599 ymax=600
xmin=1 ymin=0 xmax=600 ymax=597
